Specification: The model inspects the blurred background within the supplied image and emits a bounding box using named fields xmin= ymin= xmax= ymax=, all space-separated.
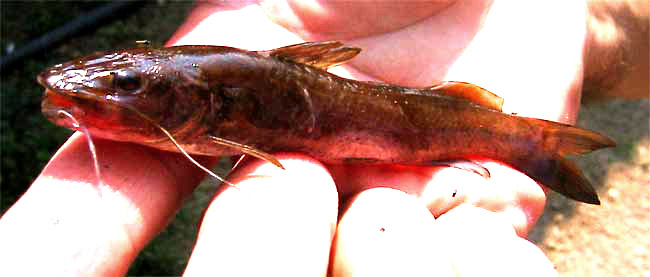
xmin=1 ymin=1 xmax=648 ymax=276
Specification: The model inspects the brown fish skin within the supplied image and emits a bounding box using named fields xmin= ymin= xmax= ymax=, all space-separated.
xmin=38 ymin=42 xmax=615 ymax=204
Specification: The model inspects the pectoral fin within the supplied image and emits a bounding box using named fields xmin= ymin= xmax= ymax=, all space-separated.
xmin=429 ymin=81 xmax=504 ymax=111
xmin=208 ymin=135 xmax=285 ymax=169
xmin=262 ymin=41 xmax=361 ymax=69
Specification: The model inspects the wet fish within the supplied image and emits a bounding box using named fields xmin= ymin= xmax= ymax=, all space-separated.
xmin=38 ymin=41 xmax=615 ymax=204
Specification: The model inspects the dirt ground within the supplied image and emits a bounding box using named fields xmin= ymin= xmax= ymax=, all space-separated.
xmin=528 ymin=99 xmax=650 ymax=276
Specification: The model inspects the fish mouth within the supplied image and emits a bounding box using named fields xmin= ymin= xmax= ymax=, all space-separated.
xmin=38 ymin=67 xmax=91 ymax=129
xmin=40 ymin=87 xmax=81 ymax=128
xmin=37 ymin=67 xmax=111 ymax=126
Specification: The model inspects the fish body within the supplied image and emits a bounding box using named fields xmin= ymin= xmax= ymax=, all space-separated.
xmin=38 ymin=42 xmax=615 ymax=204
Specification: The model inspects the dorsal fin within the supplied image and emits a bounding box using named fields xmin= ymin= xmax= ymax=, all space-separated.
xmin=428 ymin=81 xmax=504 ymax=111
xmin=262 ymin=41 xmax=361 ymax=69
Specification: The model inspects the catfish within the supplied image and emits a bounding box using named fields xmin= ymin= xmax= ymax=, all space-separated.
xmin=38 ymin=41 xmax=615 ymax=204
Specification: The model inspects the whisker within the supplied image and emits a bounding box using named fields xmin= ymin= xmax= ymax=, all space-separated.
xmin=117 ymin=103 xmax=234 ymax=186
xmin=57 ymin=110 xmax=102 ymax=186
xmin=231 ymin=154 xmax=247 ymax=173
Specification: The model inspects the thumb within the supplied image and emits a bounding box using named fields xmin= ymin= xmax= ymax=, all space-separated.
xmin=435 ymin=204 xmax=558 ymax=276
xmin=422 ymin=161 xmax=547 ymax=237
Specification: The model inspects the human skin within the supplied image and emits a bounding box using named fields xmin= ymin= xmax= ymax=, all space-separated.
xmin=583 ymin=0 xmax=649 ymax=100
xmin=0 ymin=1 xmax=601 ymax=275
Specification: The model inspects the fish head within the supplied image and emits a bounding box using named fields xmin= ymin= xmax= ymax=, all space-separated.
xmin=38 ymin=47 xmax=210 ymax=144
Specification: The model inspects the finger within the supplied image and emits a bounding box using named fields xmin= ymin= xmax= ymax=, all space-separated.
xmin=435 ymin=204 xmax=558 ymax=276
xmin=0 ymin=132 xmax=214 ymax=276
xmin=331 ymin=188 xmax=455 ymax=276
xmin=184 ymin=154 xmax=338 ymax=276
xmin=327 ymin=161 xmax=546 ymax=237
xmin=443 ymin=1 xmax=588 ymax=123
xmin=167 ymin=2 xmax=303 ymax=50
xmin=163 ymin=1 xmax=489 ymax=85
xmin=260 ymin=0 xmax=454 ymax=40
xmin=259 ymin=0 xmax=493 ymax=87
xmin=326 ymin=163 xmax=437 ymax=199
xmin=422 ymin=162 xmax=547 ymax=237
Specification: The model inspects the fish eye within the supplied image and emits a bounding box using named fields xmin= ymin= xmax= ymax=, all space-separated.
xmin=112 ymin=70 xmax=142 ymax=93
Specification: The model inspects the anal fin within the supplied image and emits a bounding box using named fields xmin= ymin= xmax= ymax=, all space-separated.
xmin=430 ymin=159 xmax=491 ymax=179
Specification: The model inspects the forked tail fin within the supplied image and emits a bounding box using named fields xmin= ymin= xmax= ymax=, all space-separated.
xmin=512 ymin=119 xmax=615 ymax=204
xmin=552 ymin=157 xmax=602 ymax=204
xmin=543 ymin=122 xmax=616 ymax=156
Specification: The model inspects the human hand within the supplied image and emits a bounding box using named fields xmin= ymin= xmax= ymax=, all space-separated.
xmin=1 ymin=1 xmax=588 ymax=275
xmin=174 ymin=1 xmax=584 ymax=275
